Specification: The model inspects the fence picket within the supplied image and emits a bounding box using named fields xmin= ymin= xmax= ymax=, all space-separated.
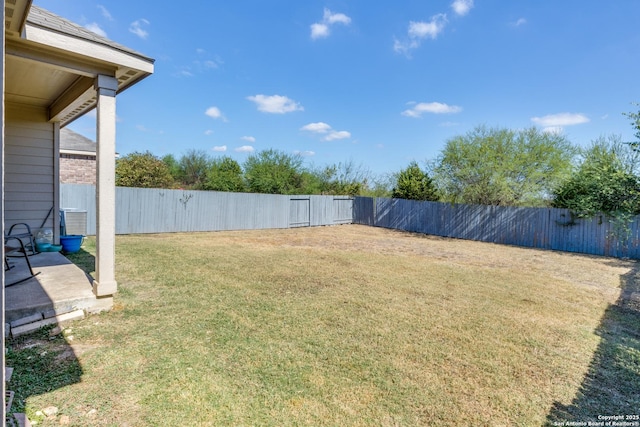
xmin=60 ymin=185 xmax=640 ymax=259
xmin=353 ymin=197 xmax=640 ymax=259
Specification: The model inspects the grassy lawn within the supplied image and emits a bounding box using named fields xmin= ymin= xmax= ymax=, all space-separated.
xmin=6 ymin=225 xmax=640 ymax=426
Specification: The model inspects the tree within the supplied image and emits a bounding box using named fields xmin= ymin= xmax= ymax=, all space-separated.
xmin=432 ymin=125 xmax=576 ymax=206
xmin=243 ymin=149 xmax=304 ymax=194
xmin=203 ymin=156 xmax=246 ymax=192
xmin=178 ymin=149 xmax=211 ymax=189
xmin=623 ymin=102 xmax=640 ymax=148
xmin=309 ymin=160 xmax=370 ymax=196
xmin=115 ymin=151 xmax=175 ymax=188
xmin=162 ymin=154 xmax=182 ymax=184
xmin=392 ymin=161 xmax=439 ymax=201
xmin=552 ymin=135 xmax=640 ymax=217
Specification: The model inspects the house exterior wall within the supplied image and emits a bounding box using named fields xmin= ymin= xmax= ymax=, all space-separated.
xmin=60 ymin=154 xmax=96 ymax=184
xmin=4 ymin=103 xmax=57 ymax=233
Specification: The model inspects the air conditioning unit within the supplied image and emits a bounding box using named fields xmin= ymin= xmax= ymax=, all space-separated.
xmin=61 ymin=209 xmax=87 ymax=235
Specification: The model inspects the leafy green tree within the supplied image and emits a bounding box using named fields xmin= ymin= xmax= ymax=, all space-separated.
xmin=243 ymin=149 xmax=304 ymax=194
xmin=115 ymin=151 xmax=175 ymax=188
xmin=553 ymin=135 xmax=640 ymax=217
xmin=360 ymin=173 xmax=394 ymax=197
xmin=298 ymin=169 xmax=324 ymax=195
xmin=309 ymin=160 xmax=369 ymax=196
xmin=162 ymin=154 xmax=182 ymax=184
xmin=432 ymin=125 xmax=576 ymax=206
xmin=179 ymin=149 xmax=212 ymax=189
xmin=204 ymin=156 xmax=246 ymax=192
xmin=623 ymin=102 xmax=640 ymax=149
xmin=392 ymin=161 xmax=439 ymax=201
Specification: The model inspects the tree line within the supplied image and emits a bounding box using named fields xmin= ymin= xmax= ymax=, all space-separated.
xmin=115 ymin=148 xmax=383 ymax=197
xmin=115 ymin=104 xmax=640 ymax=221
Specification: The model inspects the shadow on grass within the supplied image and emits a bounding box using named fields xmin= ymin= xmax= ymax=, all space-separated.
xmin=63 ymin=247 xmax=96 ymax=278
xmin=6 ymin=326 xmax=84 ymax=418
xmin=6 ymin=248 xmax=95 ymax=419
xmin=546 ymin=260 xmax=640 ymax=424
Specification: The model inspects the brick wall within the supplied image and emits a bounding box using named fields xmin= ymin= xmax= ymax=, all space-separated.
xmin=60 ymin=154 xmax=96 ymax=185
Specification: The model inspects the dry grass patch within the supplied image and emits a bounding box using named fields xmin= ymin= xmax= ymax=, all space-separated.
xmin=7 ymin=225 xmax=639 ymax=426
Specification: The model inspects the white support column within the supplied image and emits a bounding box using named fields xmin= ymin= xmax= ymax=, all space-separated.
xmin=93 ymin=75 xmax=118 ymax=297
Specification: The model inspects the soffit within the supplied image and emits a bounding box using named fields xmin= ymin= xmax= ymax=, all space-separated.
xmin=5 ymin=5 xmax=154 ymax=126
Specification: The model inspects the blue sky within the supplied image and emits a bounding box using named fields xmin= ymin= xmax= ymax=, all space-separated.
xmin=34 ymin=0 xmax=640 ymax=175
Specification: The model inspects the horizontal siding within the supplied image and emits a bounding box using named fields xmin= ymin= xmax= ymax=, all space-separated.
xmin=4 ymin=104 xmax=55 ymax=232
xmin=5 ymin=190 xmax=52 ymax=202
xmin=5 ymin=173 xmax=55 ymax=184
xmin=5 ymin=154 xmax=55 ymax=167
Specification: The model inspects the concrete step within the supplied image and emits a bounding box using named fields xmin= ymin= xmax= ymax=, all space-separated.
xmin=8 ymin=309 xmax=86 ymax=337
xmin=5 ymin=252 xmax=112 ymax=324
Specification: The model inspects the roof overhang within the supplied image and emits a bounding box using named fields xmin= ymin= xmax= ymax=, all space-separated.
xmin=4 ymin=4 xmax=154 ymax=126
xmin=5 ymin=0 xmax=32 ymax=34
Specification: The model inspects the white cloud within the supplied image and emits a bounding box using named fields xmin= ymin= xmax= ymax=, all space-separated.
xmin=247 ymin=94 xmax=303 ymax=114
xmin=235 ymin=146 xmax=255 ymax=153
xmin=408 ymin=16 xmax=447 ymax=40
xmin=311 ymin=23 xmax=330 ymax=40
xmin=203 ymin=60 xmax=219 ymax=69
xmin=129 ymin=19 xmax=150 ymax=39
xmin=241 ymin=136 xmax=256 ymax=143
xmin=531 ymin=113 xmax=590 ymax=127
xmin=194 ymin=49 xmax=223 ymax=71
xmin=213 ymin=145 xmax=227 ymax=152
xmin=176 ymin=68 xmax=194 ymax=78
xmin=451 ymin=0 xmax=474 ymax=16
xmin=300 ymin=122 xmax=332 ymax=133
xmin=511 ymin=18 xmax=527 ymax=27
xmin=311 ymin=8 xmax=351 ymax=40
xmin=294 ymin=150 xmax=316 ymax=157
xmin=135 ymin=124 xmax=163 ymax=134
xmin=394 ymin=14 xmax=448 ymax=55
xmin=301 ymin=122 xmax=351 ymax=141
xmin=204 ymin=130 xmax=214 ymax=136
xmin=402 ymin=102 xmax=462 ymax=117
xmin=97 ymin=5 xmax=113 ymax=21
xmin=324 ymin=9 xmax=351 ymax=25
xmin=325 ymin=130 xmax=351 ymax=141
xmin=205 ymin=106 xmax=227 ymax=121
xmin=85 ymin=23 xmax=107 ymax=37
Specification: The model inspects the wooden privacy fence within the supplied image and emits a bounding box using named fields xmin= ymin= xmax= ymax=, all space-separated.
xmin=60 ymin=184 xmax=640 ymax=259
xmin=353 ymin=197 xmax=640 ymax=259
xmin=60 ymin=184 xmax=353 ymax=235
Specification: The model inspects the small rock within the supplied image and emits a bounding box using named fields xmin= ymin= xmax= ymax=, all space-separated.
xmin=49 ymin=326 xmax=62 ymax=337
xmin=42 ymin=406 xmax=59 ymax=417
xmin=59 ymin=415 xmax=71 ymax=425
xmin=66 ymin=336 xmax=74 ymax=342
xmin=86 ymin=408 xmax=98 ymax=418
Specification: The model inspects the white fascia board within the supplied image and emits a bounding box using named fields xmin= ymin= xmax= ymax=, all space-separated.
xmin=23 ymin=24 xmax=154 ymax=75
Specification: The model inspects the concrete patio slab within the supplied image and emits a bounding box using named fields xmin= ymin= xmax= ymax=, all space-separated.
xmin=5 ymin=251 xmax=112 ymax=324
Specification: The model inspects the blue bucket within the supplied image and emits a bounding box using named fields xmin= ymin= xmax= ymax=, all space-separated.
xmin=60 ymin=235 xmax=84 ymax=253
